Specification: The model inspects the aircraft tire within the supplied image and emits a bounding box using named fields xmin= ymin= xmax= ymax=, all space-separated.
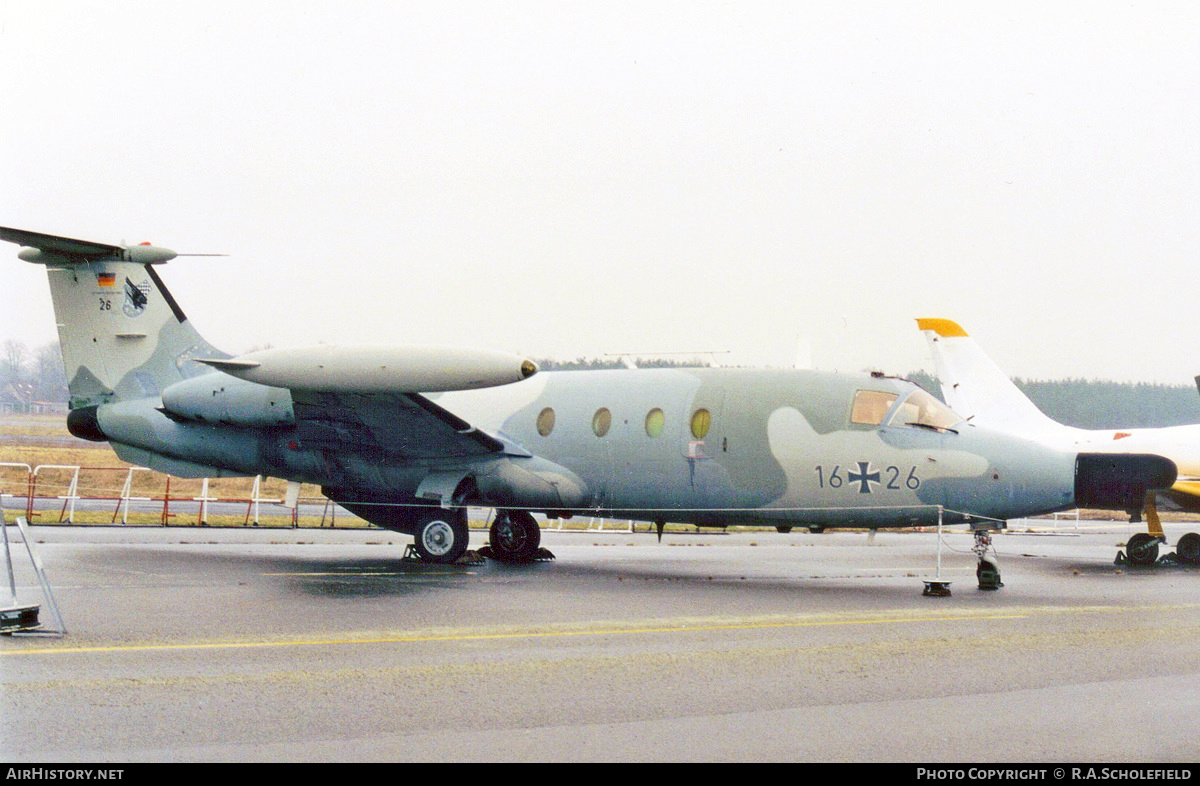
xmin=1125 ymin=533 xmax=1160 ymax=567
xmin=1176 ymin=532 xmax=1200 ymax=566
xmin=775 ymin=526 xmax=793 ymax=534
xmin=413 ymin=508 xmax=469 ymax=564
xmin=489 ymin=510 xmax=541 ymax=563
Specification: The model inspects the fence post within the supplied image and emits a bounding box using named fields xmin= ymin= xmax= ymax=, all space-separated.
xmin=283 ymin=481 xmax=301 ymax=528
xmin=26 ymin=471 xmax=34 ymax=521
xmin=59 ymin=467 xmax=80 ymax=523
xmin=193 ymin=478 xmax=221 ymax=526
xmin=113 ymin=470 xmax=132 ymax=524
xmin=160 ymin=476 xmax=171 ymax=526
xmin=0 ymin=465 xmax=33 ymax=522
xmin=244 ymin=475 xmax=274 ymax=527
xmin=112 ymin=467 xmax=151 ymax=525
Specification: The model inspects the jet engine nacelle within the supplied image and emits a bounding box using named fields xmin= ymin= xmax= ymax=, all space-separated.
xmin=1074 ymin=453 xmax=1178 ymax=513
xmin=199 ymin=345 xmax=538 ymax=393
xmin=160 ymin=372 xmax=295 ymax=427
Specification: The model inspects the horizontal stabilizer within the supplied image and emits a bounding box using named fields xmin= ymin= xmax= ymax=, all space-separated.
xmin=0 ymin=225 xmax=180 ymax=264
xmin=0 ymin=226 xmax=123 ymax=258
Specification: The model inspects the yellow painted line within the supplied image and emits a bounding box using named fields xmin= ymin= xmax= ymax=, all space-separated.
xmin=0 ymin=613 xmax=1028 ymax=657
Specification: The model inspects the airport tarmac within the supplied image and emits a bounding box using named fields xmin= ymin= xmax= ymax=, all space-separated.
xmin=2 ymin=521 xmax=1199 ymax=762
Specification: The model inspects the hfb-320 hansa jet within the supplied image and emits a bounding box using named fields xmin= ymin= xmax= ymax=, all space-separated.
xmin=918 ymin=318 xmax=1200 ymax=567
xmin=0 ymin=226 xmax=1178 ymax=591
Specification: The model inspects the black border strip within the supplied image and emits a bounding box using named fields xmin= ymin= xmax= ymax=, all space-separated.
xmin=144 ymin=263 xmax=188 ymax=323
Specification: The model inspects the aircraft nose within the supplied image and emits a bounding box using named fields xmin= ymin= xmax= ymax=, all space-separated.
xmin=1074 ymin=453 xmax=1177 ymax=513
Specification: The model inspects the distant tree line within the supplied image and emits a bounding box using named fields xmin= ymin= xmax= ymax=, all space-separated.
xmin=534 ymin=356 xmax=710 ymax=371
xmin=1010 ymin=378 xmax=1200 ymax=429
xmin=907 ymin=369 xmax=1200 ymax=429
xmin=1 ymin=339 xmax=68 ymax=402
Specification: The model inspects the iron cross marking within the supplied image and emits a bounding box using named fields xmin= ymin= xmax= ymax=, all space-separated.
xmin=847 ymin=461 xmax=881 ymax=494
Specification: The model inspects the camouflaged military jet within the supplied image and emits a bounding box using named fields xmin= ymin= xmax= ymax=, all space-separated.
xmin=0 ymin=227 xmax=1178 ymax=588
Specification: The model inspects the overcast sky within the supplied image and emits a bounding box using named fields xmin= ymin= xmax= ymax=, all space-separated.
xmin=2 ymin=2 xmax=1198 ymax=383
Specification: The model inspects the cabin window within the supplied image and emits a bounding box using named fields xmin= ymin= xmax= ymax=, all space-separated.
xmin=592 ymin=408 xmax=612 ymax=437
xmin=690 ymin=408 xmax=711 ymax=439
xmin=850 ymin=390 xmax=898 ymax=426
xmin=887 ymin=389 xmax=962 ymax=431
xmin=645 ymin=408 xmax=665 ymax=437
xmin=536 ymin=407 xmax=556 ymax=436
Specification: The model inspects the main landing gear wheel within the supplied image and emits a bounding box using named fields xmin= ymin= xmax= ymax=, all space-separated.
xmin=1125 ymin=532 xmax=1161 ymax=567
xmin=412 ymin=508 xmax=469 ymax=564
xmin=1175 ymin=532 xmax=1200 ymax=566
xmin=489 ymin=510 xmax=541 ymax=563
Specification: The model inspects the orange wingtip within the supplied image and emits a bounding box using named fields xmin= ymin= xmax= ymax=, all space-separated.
xmin=916 ymin=318 xmax=969 ymax=337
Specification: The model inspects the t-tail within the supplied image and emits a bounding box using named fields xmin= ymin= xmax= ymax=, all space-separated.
xmin=916 ymin=318 xmax=1067 ymax=438
xmin=0 ymin=226 xmax=228 ymax=439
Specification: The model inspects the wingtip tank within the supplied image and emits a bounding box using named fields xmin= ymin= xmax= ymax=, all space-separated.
xmin=203 ymin=344 xmax=538 ymax=393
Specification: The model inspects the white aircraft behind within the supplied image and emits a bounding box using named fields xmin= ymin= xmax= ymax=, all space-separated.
xmin=918 ymin=318 xmax=1200 ymax=567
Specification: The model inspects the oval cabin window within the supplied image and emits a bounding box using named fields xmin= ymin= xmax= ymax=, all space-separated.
xmin=690 ymin=408 xmax=711 ymax=439
xmin=536 ymin=407 xmax=556 ymax=436
xmin=593 ymin=408 xmax=612 ymax=437
xmin=645 ymin=408 xmax=665 ymax=438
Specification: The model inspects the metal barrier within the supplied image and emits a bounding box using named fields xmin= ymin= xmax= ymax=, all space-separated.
xmin=0 ymin=464 xmax=346 ymax=528
xmin=3 ymin=465 xmax=505 ymax=531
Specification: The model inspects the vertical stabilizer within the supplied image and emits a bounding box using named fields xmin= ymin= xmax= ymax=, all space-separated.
xmin=917 ymin=318 xmax=1066 ymax=438
xmin=1 ymin=227 xmax=227 ymax=409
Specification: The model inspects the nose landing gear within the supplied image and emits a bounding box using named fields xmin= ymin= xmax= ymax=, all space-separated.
xmin=973 ymin=529 xmax=1003 ymax=590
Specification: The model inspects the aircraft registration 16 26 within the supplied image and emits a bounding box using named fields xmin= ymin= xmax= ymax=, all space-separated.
xmin=0 ymin=226 xmax=1178 ymax=590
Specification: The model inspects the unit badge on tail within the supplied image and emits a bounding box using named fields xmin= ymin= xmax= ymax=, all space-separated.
xmin=123 ymin=276 xmax=149 ymax=317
